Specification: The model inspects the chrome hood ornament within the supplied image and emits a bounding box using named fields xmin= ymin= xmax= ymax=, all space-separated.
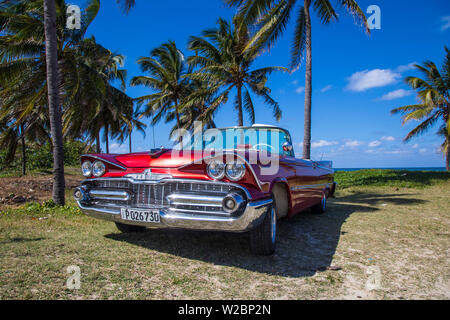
xmin=125 ymin=169 xmax=172 ymax=181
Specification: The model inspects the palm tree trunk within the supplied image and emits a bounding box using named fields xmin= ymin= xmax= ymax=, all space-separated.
xmin=236 ymin=84 xmax=244 ymax=126
xmin=105 ymin=127 xmax=109 ymax=154
xmin=96 ymin=131 xmax=101 ymax=153
xmin=129 ymin=129 xmax=132 ymax=153
xmin=43 ymin=0 xmax=65 ymax=205
xmin=174 ymin=100 xmax=182 ymax=143
xmin=302 ymin=0 xmax=312 ymax=160
xmin=20 ymin=123 xmax=26 ymax=176
xmin=446 ymin=137 xmax=450 ymax=172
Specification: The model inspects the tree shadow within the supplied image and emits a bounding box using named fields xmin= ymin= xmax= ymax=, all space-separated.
xmin=0 ymin=237 xmax=45 ymax=244
xmin=105 ymin=192 xmax=427 ymax=278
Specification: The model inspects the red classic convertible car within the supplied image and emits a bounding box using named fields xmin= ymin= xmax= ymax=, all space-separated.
xmin=74 ymin=125 xmax=335 ymax=255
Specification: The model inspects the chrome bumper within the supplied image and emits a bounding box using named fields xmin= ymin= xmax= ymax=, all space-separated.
xmin=74 ymin=177 xmax=271 ymax=232
xmin=77 ymin=198 xmax=271 ymax=232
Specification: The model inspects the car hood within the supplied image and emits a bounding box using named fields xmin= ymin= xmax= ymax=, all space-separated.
xmin=112 ymin=149 xmax=202 ymax=168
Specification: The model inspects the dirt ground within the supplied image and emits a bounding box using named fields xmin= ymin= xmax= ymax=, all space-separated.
xmin=0 ymin=169 xmax=82 ymax=207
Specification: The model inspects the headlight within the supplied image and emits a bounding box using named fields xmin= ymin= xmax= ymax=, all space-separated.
xmin=206 ymin=160 xmax=225 ymax=180
xmin=92 ymin=161 xmax=106 ymax=177
xmin=81 ymin=161 xmax=92 ymax=177
xmin=225 ymin=162 xmax=246 ymax=181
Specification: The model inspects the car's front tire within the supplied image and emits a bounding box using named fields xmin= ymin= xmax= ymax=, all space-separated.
xmin=249 ymin=203 xmax=276 ymax=256
xmin=115 ymin=222 xmax=146 ymax=233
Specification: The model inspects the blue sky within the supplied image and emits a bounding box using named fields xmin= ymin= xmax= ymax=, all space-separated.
xmin=72 ymin=0 xmax=450 ymax=168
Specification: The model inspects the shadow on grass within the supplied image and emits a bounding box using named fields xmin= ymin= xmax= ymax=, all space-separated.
xmin=0 ymin=237 xmax=45 ymax=244
xmin=105 ymin=192 xmax=427 ymax=278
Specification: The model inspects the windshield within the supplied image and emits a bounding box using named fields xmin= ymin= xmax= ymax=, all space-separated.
xmin=177 ymin=127 xmax=294 ymax=156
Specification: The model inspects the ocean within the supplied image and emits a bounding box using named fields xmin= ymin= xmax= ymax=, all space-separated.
xmin=334 ymin=167 xmax=447 ymax=172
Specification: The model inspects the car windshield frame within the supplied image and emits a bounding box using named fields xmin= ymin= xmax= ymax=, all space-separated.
xmin=176 ymin=126 xmax=295 ymax=156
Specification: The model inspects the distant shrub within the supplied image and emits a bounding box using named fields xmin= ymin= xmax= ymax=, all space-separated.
xmin=0 ymin=139 xmax=93 ymax=172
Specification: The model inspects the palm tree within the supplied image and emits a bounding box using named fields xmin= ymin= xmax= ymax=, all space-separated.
xmin=391 ymin=47 xmax=450 ymax=171
xmin=226 ymin=0 xmax=369 ymax=158
xmin=60 ymin=36 xmax=133 ymax=155
xmin=0 ymin=0 xmax=100 ymax=204
xmin=131 ymin=41 xmax=191 ymax=136
xmin=187 ymin=17 xmax=287 ymax=127
xmin=43 ymin=0 xmax=65 ymax=204
xmin=116 ymin=108 xmax=147 ymax=153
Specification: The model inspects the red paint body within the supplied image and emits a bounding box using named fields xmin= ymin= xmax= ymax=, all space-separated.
xmin=81 ymin=149 xmax=334 ymax=218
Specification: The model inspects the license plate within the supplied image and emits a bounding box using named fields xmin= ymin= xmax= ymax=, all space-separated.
xmin=120 ymin=208 xmax=160 ymax=223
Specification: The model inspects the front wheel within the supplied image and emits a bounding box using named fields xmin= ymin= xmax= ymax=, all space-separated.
xmin=249 ymin=203 xmax=276 ymax=255
xmin=115 ymin=222 xmax=146 ymax=233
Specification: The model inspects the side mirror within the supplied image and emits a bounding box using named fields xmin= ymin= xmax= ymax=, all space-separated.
xmin=282 ymin=142 xmax=293 ymax=152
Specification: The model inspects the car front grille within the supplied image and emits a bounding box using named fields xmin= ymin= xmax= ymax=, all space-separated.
xmin=83 ymin=179 xmax=241 ymax=216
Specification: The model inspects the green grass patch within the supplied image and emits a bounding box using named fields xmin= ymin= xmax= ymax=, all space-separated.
xmin=1 ymin=200 xmax=82 ymax=218
xmin=335 ymin=169 xmax=450 ymax=189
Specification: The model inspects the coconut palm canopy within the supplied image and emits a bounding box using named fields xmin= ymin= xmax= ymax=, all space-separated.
xmin=187 ymin=17 xmax=288 ymax=127
xmin=0 ymin=0 xmax=139 ymax=179
xmin=391 ymin=47 xmax=450 ymax=171
xmin=225 ymin=0 xmax=369 ymax=159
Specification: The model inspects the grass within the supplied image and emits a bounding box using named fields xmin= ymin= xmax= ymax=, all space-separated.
xmin=335 ymin=169 xmax=450 ymax=189
xmin=0 ymin=170 xmax=449 ymax=299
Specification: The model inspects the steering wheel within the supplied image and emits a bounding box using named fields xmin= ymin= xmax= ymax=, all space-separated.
xmin=251 ymin=143 xmax=274 ymax=152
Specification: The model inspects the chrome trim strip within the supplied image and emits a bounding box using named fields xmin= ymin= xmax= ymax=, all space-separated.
xmin=290 ymin=183 xmax=333 ymax=191
xmin=316 ymin=165 xmax=334 ymax=171
xmin=89 ymin=190 xmax=130 ymax=201
xmin=167 ymin=207 xmax=230 ymax=216
xmin=167 ymin=193 xmax=223 ymax=207
xmin=82 ymin=177 xmax=253 ymax=200
xmin=81 ymin=155 xmax=127 ymax=170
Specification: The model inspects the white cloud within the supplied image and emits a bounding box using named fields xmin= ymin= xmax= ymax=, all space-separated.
xmin=320 ymin=85 xmax=332 ymax=93
xmin=109 ymin=143 xmax=127 ymax=154
xmin=368 ymin=140 xmax=382 ymax=147
xmin=395 ymin=62 xmax=417 ymax=72
xmin=384 ymin=150 xmax=405 ymax=155
xmin=419 ymin=148 xmax=427 ymax=153
xmin=311 ymin=140 xmax=339 ymax=148
xmin=291 ymin=80 xmax=299 ymax=85
xmin=380 ymin=89 xmax=413 ymax=100
xmin=412 ymin=143 xmax=419 ymax=149
xmin=381 ymin=136 xmax=395 ymax=141
xmin=343 ymin=140 xmax=363 ymax=148
xmin=440 ymin=16 xmax=450 ymax=31
xmin=295 ymin=86 xmax=305 ymax=94
xmin=346 ymin=69 xmax=400 ymax=92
